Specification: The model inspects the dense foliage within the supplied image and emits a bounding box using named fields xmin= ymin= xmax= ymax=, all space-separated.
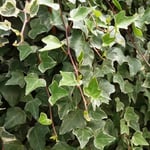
xmin=0 ymin=0 xmax=150 ymax=149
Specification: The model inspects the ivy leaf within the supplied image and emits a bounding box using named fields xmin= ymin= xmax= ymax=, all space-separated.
xmin=24 ymin=73 xmax=46 ymax=95
xmin=39 ymin=0 xmax=59 ymax=10
xmin=60 ymin=110 xmax=86 ymax=134
xmin=25 ymin=0 xmax=39 ymax=18
xmin=17 ymin=42 xmax=37 ymax=61
xmin=84 ymin=77 xmax=101 ymax=99
xmin=131 ymin=131 xmax=149 ymax=146
xmin=38 ymin=112 xmax=52 ymax=125
xmin=52 ymin=142 xmax=75 ymax=150
xmin=132 ymin=24 xmax=143 ymax=38
xmin=25 ymin=98 xmax=41 ymax=120
xmin=115 ymin=11 xmax=138 ymax=29
xmin=38 ymin=52 xmax=56 ymax=73
xmin=73 ymin=128 xmax=93 ymax=149
xmin=142 ymin=73 xmax=150 ymax=88
xmin=39 ymin=35 xmax=63 ymax=52
xmin=102 ymin=33 xmax=115 ymax=47
xmin=48 ymin=80 xmax=68 ymax=105
xmin=69 ymin=6 xmax=92 ymax=21
xmin=112 ymin=0 xmax=122 ymax=11
xmin=94 ymin=130 xmax=116 ymax=149
xmin=127 ymin=56 xmax=142 ymax=76
xmin=120 ymin=119 xmax=129 ymax=135
xmin=0 ymin=20 xmax=11 ymax=31
xmin=4 ymin=107 xmax=26 ymax=129
xmin=5 ymin=71 xmax=25 ymax=88
xmin=0 ymin=0 xmax=20 ymax=17
xmin=27 ymin=124 xmax=49 ymax=150
xmin=59 ymin=71 xmax=78 ymax=86
xmin=124 ymin=107 xmax=140 ymax=131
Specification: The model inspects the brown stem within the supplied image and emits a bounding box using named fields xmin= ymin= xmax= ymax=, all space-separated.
xmin=58 ymin=0 xmax=88 ymax=111
xmin=127 ymin=29 xmax=150 ymax=67
xmin=45 ymin=86 xmax=58 ymax=138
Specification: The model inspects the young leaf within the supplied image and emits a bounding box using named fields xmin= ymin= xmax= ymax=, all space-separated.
xmin=132 ymin=24 xmax=143 ymax=38
xmin=4 ymin=107 xmax=26 ymax=129
xmin=84 ymin=77 xmax=101 ymax=99
xmin=38 ymin=112 xmax=52 ymax=125
xmin=0 ymin=0 xmax=20 ymax=17
xmin=39 ymin=35 xmax=63 ymax=52
xmin=17 ymin=42 xmax=37 ymax=61
xmin=102 ymin=33 xmax=115 ymax=47
xmin=59 ymin=71 xmax=78 ymax=86
xmin=73 ymin=128 xmax=93 ymax=149
xmin=112 ymin=0 xmax=122 ymax=11
xmin=24 ymin=73 xmax=46 ymax=95
xmin=38 ymin=52 xmax=56 ymax=73
xmin=60 ymin=110 xmax=86 ymax=134
xmin=115 ymin=11 xmax=138 ymax=29
xmin=94 ymin=130 xmax=116 ymax=149
xmin=48 ymin=80 xmax=68 ymax=105
xmin=131 ymin=131 xmax=149 ymax=146
xmin=69 ymin=6 xmax=92 ymax=21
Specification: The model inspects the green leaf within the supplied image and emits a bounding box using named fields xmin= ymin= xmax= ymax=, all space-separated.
xmin=5 ymin=71 xmax=25 ymax=88
xmin=73 ymin=128 xmax=93 ymax=149
xmin=115 ymin=97 xmax=124 ymax=112
xmin=124 ymin=107 xmax=140 ymax=131
xmin=25 ymin=0 xmax=39 ymax=18
xmin=120 ymin=119 xmax=129 ymax=135
xmin=112 ymin=0 xmax=122 ymax=11
xmin=107 ymin=47 xmax=127 ymax=65
xmin=102 ymin=33 xmax=115 ymax=47
xmin=131 ymin=131 xmax=149 ymax=146
xmin=17 ymin=42 xmax=37 ymax=61
xmin=59 ymin=71 xmax=78 ymax=86
xmin=0 ymin=20 xmax=11 ymax=31
xmin=39 ymin=0 xmax=59 ymax=10
xmin=115 ymin=11 xmax=138 ymax=29
xmin=48 ymin=80 xmax=68 ymax=105
xmin=60 ymin=110 xmax=86 ymax=134
xmin=39 ymin=35 xmax=63 ymax=52
xmin=94 ymin=130 xmax=116 ymax=149
xmin=4 ymin=107 xmax=26 ymax=129
xmin=4 ymin=141 xmax=25 ymax=150
xmin=24 ymin=73 xmax=46 ymax=95
xmin=0 ymin=83 xmax=21 ymax=107
xmin=38 ymin=52 xmax=56 ymax=73
xmin=27 ymin=124 xmax=49 ymax=150
xmin=0 ymin=0 xmax=20 ymax=17
xmin=84 ymin=77 xmax=101 ymax=99
xmin=38 ymin=112 xmax=52 ymax=125
xmin=25 ymin=98 xmax=41 ymax=119
xmin=142 ymin=73 xmax=150 ymax=88
xmin=70 ymin=6 xmax=92 ymax=21
xmin=52 ymin=142 xmax=75 ymax=150
xmin=28 ymin=18 xmax=48 ymax=39
xmin=127 ymin=56 xmax=142 ymax=76
xmin=132 ymin=24 xmax=143 ymax=38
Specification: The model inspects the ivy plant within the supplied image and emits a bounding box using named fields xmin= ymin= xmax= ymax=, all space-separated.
xmin=0 ymin=0 xmax=150 ymax=149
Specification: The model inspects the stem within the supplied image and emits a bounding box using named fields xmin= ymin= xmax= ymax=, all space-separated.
xmin=36 ymin=53 xmax=58 ymax=138
xmin=19 ymin=9 xmax=28 ymax=44
xmin=45 ymin=86 xmax=58 ymax=138
xmin=127 ymin=29 xmax=150 ymax=67
xmin=58 ymin=0 xmax=88 ymax=111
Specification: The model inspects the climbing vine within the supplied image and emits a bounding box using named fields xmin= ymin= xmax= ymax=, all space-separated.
xmin=0 ymin=0 xmax=150 ymax=149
